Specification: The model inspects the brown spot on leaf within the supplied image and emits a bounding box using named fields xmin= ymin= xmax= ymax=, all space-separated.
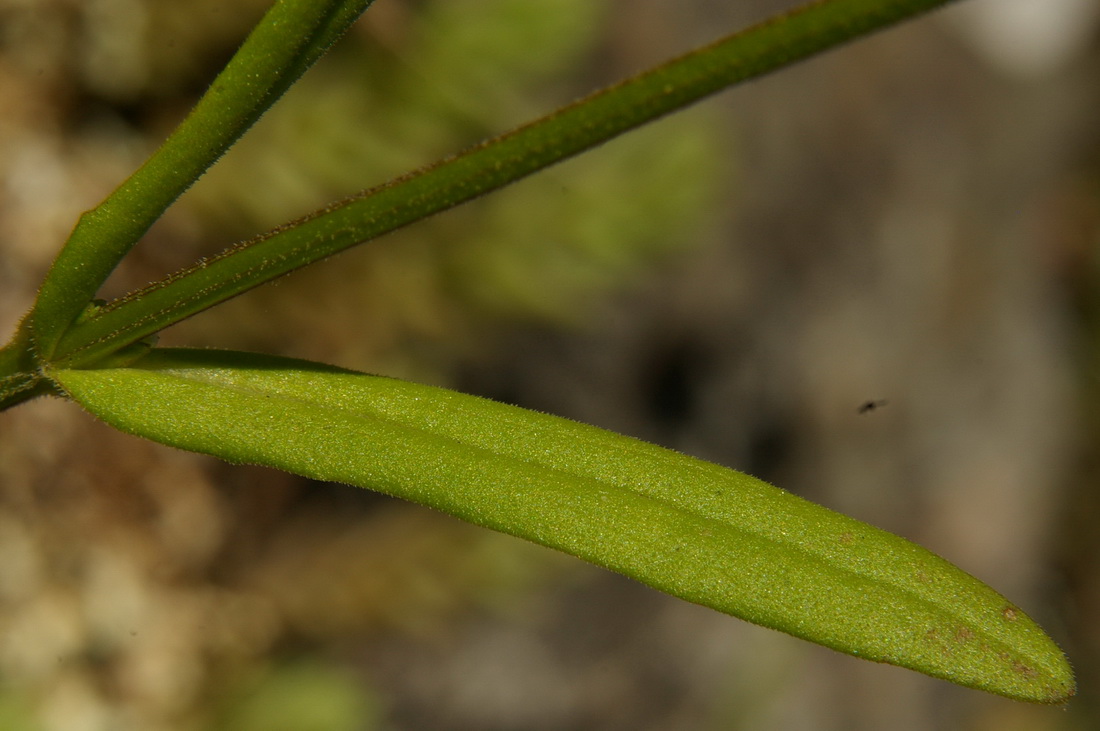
xmin=1002 ymin=605 xmax=1019 ymax=622
xmin=1013 ymin=661 xmax=1038 ymax=678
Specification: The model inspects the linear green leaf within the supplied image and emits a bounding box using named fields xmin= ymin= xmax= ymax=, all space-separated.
xmin=47 ymin=0 xmax=961 ymax=369
xmin=31 ymin=0 xmax=375 ymax=358
xmin=50 ymin=348 xmax=1074 ymax=703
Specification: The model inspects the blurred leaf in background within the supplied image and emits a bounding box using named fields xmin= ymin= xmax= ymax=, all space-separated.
xmin=213 ymin=661 xmax=381 ymax=731
xmin=169 ymin=0 xmax=725 ymax=369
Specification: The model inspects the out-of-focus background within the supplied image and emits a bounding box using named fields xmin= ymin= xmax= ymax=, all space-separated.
xmin=0 ymin=0 xmax=1098 ymax=728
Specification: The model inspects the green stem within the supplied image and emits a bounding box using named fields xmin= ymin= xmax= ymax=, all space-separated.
xmin=49 ymin=0 xmax=959 ymax=369
xmin=30 ymin=0 xmax=375 ymax=359
xmin=0 ymin=317 xmax=55 ymax=410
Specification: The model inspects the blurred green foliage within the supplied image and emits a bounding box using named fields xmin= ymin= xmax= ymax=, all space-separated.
xmin=180 ymin=0 xmax=725 ymax=345
xmin=214 ymin=661 xmax=381 ymax=731
xmin=0 ymin=692 xmax=40 ymax=731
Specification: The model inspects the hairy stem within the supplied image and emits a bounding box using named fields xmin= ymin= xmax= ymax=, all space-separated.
xmin=48 ymin=0 xmax=960 ymax=369
xmin=30 ymin=0 xmax=375 ymax=358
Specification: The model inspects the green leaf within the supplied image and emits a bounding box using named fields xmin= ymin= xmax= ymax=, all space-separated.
xmin=31 ymin=0 xmax=376 ymax=358
xmin=49 ymin=348 xmax=1074 ymax=704
xmin=46 ymin=0 xmax=962 ymax=370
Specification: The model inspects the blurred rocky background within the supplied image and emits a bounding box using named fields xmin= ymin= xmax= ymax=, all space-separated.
xmin=0 ymin=0 xmax=1098 ymax=729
